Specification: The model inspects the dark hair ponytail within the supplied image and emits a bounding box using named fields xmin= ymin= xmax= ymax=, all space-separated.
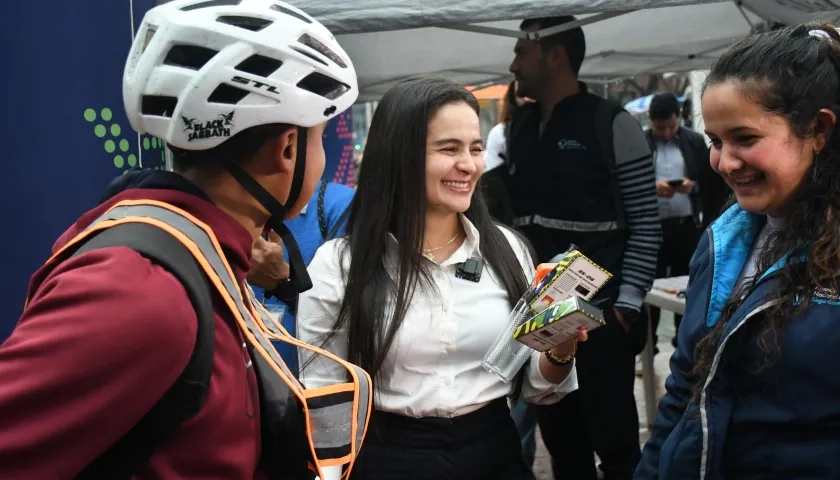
xmin=691 ymin=22 xmax=840 ymax=403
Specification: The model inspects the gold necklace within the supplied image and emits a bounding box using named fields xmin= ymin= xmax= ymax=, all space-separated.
xmin=422 ymin=233 xmax=460 ymax=261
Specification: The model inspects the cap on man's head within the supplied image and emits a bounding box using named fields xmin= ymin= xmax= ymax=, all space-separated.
xmin=519 ymin=16 xmax=586 ymax=75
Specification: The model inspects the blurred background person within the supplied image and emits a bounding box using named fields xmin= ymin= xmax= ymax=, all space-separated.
xmin=481 ymin=81 xmax=532 ymax=225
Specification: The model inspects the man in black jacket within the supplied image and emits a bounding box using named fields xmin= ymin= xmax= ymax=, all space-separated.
xmin=507 ymin=16 xmax=661 ymax=480
xmin=645 ymin=93 xmax=728 ymax=347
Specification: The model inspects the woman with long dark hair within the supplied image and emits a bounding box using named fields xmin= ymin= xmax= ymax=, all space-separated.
xmin=637 ymin=22 xmax=840 ymax=479
xmin=297 ymin=76 xmax=584 ymax=480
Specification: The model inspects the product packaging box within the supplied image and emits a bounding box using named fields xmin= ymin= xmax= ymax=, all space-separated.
xmin=513 ymin=296 xmax=606 ymax=350
xmin=526 ymin=250 xmax=612 ymax=315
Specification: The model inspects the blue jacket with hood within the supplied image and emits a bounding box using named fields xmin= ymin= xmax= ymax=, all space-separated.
xmin=636 ymin=205 xmax=840 ymax=479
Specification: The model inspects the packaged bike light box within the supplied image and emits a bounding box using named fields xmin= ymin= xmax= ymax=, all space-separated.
xmin=513 ymin=296 xmax=606 ymax=350
xmin=526 ymin=250 xmax=612 ymax=315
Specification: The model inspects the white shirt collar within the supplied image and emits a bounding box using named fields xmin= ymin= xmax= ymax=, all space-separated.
xmin=387 ymin=214 xmax=481 ymax=266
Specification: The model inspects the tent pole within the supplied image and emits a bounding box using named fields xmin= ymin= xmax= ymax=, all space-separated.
xmin=440 ymin=10 xmax=636 ymax=39
xmin=526 ymin=11 xmax=635 ymax=39
xmin=733 ymin=0 xmax=757 ymax=32
xmin=645 ymin=42 xmax=738 ymax=75
xmin=690 ymin=70 xmax=709 ymax=144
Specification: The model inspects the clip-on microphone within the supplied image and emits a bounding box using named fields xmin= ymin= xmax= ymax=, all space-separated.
xmin=456 ymin=257 xmax=483 ymax=282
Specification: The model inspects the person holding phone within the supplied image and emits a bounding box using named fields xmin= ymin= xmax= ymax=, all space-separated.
xmin=647 ymin=93 xmax=709 ymax=349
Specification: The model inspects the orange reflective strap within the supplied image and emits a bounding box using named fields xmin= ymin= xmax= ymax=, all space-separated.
xmin=72 ymin=199 xmax=372 ymax=479
xmin=243 ymin=267 xmax=373 ymax=474
xmin=90 ymin=200 xmax=323 ymax=475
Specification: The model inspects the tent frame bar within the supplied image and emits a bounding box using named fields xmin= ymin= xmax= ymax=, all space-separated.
xmin=438 ymin=10 xmax=636 ymax=39
xmin=733 ymin=0 xmax=757 ymax=32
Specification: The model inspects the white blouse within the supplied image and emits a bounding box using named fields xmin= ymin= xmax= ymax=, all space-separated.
xmin=297 ymin=215 xmax=578 ymax=419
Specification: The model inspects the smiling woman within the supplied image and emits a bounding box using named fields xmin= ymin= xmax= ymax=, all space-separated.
xmin=296 ymin=75 xmax=585 ymax=480
xmin=638 ymin=21 xmax=840 ymax=480
xmin=425 ymin=102 xmax=485 ymax=221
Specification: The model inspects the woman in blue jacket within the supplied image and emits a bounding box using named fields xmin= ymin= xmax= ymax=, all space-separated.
xmin=637 ymin=22 xmax=840 ymax=479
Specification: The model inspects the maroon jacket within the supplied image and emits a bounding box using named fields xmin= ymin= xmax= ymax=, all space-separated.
xmin=0 ymin=186 xmax=267 ymax=479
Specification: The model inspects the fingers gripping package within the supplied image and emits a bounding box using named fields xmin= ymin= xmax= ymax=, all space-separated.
xmin=527 ymin=250 xmax=612 ymax=315
xmin=513 ymin=297 xmax=605 ymax=350
xmin=513 ymin=250 xmax=612 ymax=349
xmin=481 ymin=247 xmax=611 ymax=382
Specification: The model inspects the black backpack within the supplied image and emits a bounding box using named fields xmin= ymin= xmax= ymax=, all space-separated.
xmin=68 ymin=222 xmax=217 ymax=479
xmin=67 ymin=223 xmax=313 ymax=480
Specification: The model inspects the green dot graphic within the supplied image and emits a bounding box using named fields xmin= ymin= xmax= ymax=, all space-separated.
xmin=101 ymin=108 xmax=113 ymax=122
xmin=84 ymin=109 xmax=97 ymax=122
xmin=111 ymin=124 xmax=121 ymax=137
xmin=94 ymin=125 xmax=106 ymax=138
xmin=143 ymin=138 xmax=151 ymax=150
xmin=104 ymin=140 xmax=116 ymax=153
xmin=152 ymin=138 xmax=159 ymax=148
xmin=128 ymin=154 xmax=137 ymax=167
xmin=114 ymin=155 xmax=125 ymax=168
xmin=119 ymin=139 xmax=130 ymax=152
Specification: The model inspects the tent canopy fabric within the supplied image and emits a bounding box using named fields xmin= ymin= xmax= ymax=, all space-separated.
xmin=289 ymin=0 xmax=840 ymax=101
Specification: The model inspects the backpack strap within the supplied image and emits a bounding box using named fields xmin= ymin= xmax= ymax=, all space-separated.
xmin=317 ymin=179 xmax=329 ymax=240
xmin=83 ymin=200 xmax=371 ymax=480
xmin=594 ymin=99 xmax=627 ymax=230
xmin=72 ymin=222 xmax=215 ymax=480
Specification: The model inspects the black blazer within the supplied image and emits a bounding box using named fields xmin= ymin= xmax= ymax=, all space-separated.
xmin=646 ymin=126 xmax=729 ymax=228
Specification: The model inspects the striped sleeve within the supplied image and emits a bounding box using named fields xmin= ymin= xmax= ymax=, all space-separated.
xmin=612 ymin=112 xmax=662 ymax=311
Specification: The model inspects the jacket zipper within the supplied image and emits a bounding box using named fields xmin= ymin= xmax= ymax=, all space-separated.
xmin=703 ymin=232 xmax=715 ymax=325
xmin=699 ymin=298 xmax=779 ymax=479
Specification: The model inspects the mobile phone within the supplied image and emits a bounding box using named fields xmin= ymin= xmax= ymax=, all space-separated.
xmin=667 ymin=179 xmax=684 ymax=188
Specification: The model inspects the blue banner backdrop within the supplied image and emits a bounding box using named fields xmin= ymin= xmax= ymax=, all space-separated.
xmin=0 ymin=1 xmax=160 ymax=341
xmin=0 ymin=2 xmax=355 ymax=341
xmin=323 ymin=110 xmax=356 ymax=187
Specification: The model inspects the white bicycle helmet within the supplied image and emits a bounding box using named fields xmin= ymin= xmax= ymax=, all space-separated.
xmin=123 ymin=0 xmax=357 ymax=151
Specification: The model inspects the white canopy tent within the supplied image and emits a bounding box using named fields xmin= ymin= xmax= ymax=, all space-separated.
xmin=288 ymin=0 xmax=840 ymax=101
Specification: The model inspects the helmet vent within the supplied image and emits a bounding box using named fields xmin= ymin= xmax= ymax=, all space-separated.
xmin=270 ymin=4 xmax=312 ymax=24
xmin=297 ymin=72 xmax=350 ymax=101
xmin=217 ymin=15 xmax=273 ymax=32
xmin=298 ymin=34 xmax=346 ymax=68
xmin=163 ymin=45 xmax=219 ymax=70
xmin=141 ymin=95 xmax=179 ymax=118
xmin=290 ymin=46 xmax=328 ymax=67
xmin=235 ymin=54 xmax=283 ymax=77
xmin=181 ymin=0 xmax=241 ymax=11
xmin=208 ymin=84 xmax=251 ymax=104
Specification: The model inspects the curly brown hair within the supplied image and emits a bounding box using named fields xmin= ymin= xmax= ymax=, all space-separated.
xmin=690 ymin=22 xmax=840 ymax=404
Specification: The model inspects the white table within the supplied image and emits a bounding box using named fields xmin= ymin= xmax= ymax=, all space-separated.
xmin=641 ymin=276 xmax=688 ymax=430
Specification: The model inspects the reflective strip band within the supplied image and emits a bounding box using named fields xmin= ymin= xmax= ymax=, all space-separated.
xmin=81 ymin=200 xmax=371 ymax=475
xmin=513 ymin=214 xmax=620 ymax=232
xmin=248 ymin=288 xmax=371 ymax=455
xmin=308 ymin=391 xmax=355 ymax=455
xmin=246 ymin=285 xmax=286 ymax=337
xmin=87 ymin=204 xmax=305 ymax=391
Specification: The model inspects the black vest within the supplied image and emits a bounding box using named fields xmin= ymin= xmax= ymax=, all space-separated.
xmin=506 ymin=91 xmax=626 ymax=302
